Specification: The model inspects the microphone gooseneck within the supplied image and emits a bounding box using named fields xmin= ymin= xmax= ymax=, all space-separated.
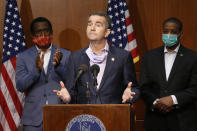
xmin=75 ymin=64 xmax=88 ymax=83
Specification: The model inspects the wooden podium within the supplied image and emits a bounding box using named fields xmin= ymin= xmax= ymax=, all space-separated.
xmin=43 ymin=104 xmax=134 ymax=131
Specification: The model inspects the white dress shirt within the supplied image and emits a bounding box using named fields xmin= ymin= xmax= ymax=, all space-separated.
xmin=164 ymin=44 xmax=180 ymax=105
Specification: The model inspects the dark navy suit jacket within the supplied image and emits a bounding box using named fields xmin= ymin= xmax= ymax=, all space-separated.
xmin=16 ymin=44 xmax=70 ymax=126
xmin=66 ymin=45 xmax=140 ymax=104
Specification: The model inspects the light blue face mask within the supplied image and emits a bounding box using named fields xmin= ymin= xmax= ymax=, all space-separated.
xmin=162 ymin=34 xmax=178 ymax=47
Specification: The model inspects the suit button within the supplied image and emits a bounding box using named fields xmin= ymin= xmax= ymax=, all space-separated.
xmin=164 ymin=90 xmax=168 ymax=93
xmin=45 ymin=80 xmax=48 ymax=83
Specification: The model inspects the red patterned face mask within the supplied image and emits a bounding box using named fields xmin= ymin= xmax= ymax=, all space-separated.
xmin=33 ymin=35 xmax=53 ymax=47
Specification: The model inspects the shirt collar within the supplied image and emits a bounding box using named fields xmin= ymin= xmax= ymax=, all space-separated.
xmin=164 ymin=43 xmax=180 ymax=53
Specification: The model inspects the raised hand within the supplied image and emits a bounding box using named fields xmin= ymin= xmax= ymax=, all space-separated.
xmin=53 ymin=49 xmax=63 ymax=67
xmin=122 ymin=82 xmax=136 ymax=103
xmin=53 ymin=81 xmax=71 ymax=103
xmin=36 ymin=51 xmax=45 ymax=73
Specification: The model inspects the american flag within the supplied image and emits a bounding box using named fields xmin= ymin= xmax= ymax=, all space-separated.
xmin=0 ymin=0 xmax=26 ymax=130
xmin=107 ymin=0 xmax=139 ymax=63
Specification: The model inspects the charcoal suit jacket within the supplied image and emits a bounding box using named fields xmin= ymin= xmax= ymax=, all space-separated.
xmin=140 ymin=45 xmax=197 ymax=131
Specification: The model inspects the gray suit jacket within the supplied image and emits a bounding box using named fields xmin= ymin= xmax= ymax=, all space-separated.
xmin=16 ymin=44 xmax=70 ymax=126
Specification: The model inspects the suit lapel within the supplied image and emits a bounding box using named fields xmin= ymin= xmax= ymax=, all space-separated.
xmin=30 ymin=46 xmax=39 ymax=67
xmin=98 ymin=46 xmax=114 ymax=90
xmin=81 ymin=49 xmax=90 ymax=67
xmin=45 ymin=44 xmax=55 ymax=76
xmin=32 ymin=46 xmax=38 ymax=57
xmin=157 ymin=47 xmax=167 ymax=82
xmin=168 ymin=45 xmax=184 ymax=82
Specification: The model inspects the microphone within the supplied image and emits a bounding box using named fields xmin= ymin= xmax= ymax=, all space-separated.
xmin=74 ymin=64 xmax=88 ymax=104
xmin=75 ymin=64 xmax=88 ymax=83
xmin=90 ymin=64 xmax=102 ymax=104
xmin=90 ymin=64 xmax=100 ymax=86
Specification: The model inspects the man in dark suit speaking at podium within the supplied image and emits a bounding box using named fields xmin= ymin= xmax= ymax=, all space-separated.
xmin=53 ymin=11 xmax=140 ymax=104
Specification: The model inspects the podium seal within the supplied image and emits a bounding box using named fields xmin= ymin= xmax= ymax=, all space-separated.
xmin=66 ymin=114 xmax=106 ymax=131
